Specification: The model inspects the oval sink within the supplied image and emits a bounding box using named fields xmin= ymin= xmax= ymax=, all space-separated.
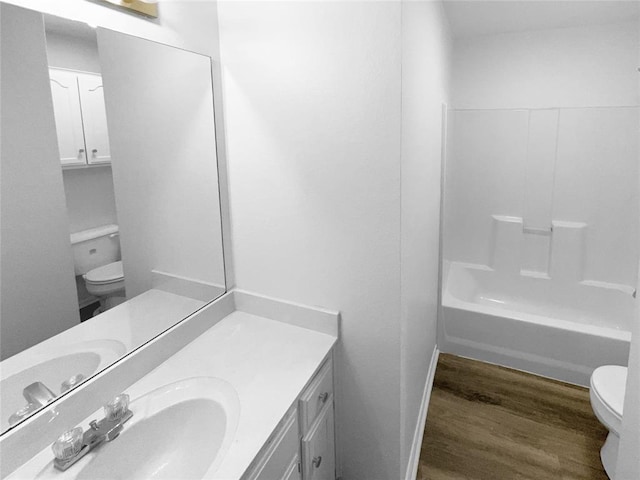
xmin=1 ymin=340 xmax=126 ymax=431
xmin=36 ymin=377 xmax=240 ymax=480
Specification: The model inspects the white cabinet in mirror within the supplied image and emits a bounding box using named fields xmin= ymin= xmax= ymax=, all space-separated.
xmin=0 ymin=2 xmax=227 ymax=435
xmin=49 ymin=68 xmax=111 ymax=167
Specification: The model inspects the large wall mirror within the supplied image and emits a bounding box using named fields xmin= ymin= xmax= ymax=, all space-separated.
xmin=0 ymin=3 xmax=226 ymax=434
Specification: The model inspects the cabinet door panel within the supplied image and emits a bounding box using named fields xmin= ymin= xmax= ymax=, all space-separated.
xmin=245 ymin=412 xmax=300 ymax=480
xmin=77 ymin=72 xmax=111 ymax=164
xmin=283 ymin=455 xmax=302 ymax=480
xmin=300 ymin=358 xmax=333 ymax=434
xmin=49 ymin=68 xmax=86 ymax=165
xmin=302 ymin=399 xmax=335 ymax=480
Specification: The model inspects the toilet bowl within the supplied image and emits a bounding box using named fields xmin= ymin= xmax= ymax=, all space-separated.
xmin=70 ymin=225 xmax=125 ymax=316
xmin=589 ymin=365 xmax=627 ymax=479
xmin=83 ymin=260 xmax=126 ymax=313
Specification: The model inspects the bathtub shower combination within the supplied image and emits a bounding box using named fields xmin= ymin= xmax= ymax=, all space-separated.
xmin=441 ymin=107 xmax=639 ymax=386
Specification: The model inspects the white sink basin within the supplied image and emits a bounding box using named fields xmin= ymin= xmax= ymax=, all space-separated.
xmin=0 ymin=340 xmax=126 ymax=431
xmin=35 ymin=377 xmax=240 ymax=480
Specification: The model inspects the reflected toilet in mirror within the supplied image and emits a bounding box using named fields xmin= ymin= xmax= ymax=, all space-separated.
xmin=71 ymin=225 xmax=125 ymax=318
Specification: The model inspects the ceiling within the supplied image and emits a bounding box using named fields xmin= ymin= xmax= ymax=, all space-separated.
xmin=443 ymin=0 xmax=640 ymax=38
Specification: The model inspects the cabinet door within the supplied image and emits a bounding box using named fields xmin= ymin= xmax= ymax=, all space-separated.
xmin=245 ymin=412 xmax=300 ymax=480
xmin=302 ymin=399 xmax=335 ymax=480
xmin=283 ymin=455 xmax=302 ymax=480
xmin=300 ymin=358 xmax=333 ymax=434
xmin=49 ymin=69 xmax=86 ymax=166
xmin=77 ymin=73 xmax=111 ymax=164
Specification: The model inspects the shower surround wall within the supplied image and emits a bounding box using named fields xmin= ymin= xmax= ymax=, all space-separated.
xmin=441 ymin=19 xmax=639 ymax=384
xmin=445 ymin=106 xmax=639 ymax=290
xmin=446 ymin=19 xmax=640 ymax=289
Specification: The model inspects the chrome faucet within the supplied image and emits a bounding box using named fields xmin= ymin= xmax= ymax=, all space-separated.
xmin=23 ymin=381 xmax=56 ymax=407
xmin=52 ymin=394 xmax=133 ymax=471
xmin=9 ymin=376 xmax=88 ymax=426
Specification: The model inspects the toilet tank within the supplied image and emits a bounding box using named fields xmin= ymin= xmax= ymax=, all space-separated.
xmin=70 ymin=224 xmax=121 ymax=275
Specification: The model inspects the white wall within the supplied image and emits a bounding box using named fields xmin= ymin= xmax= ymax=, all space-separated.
xmin=45 ymin=30 xmax=100 ymax=73
xmin=616 ymin=37 xmax=640 ymax=479
xmin=61 ymin=168 xmax=118 ymax=234
xmin=0 ymin=3 xmax=80 ymax=360
xmin=452 ymin=21 xmax=639 ymax=109
xmin=217 ymin=2 xmax=404 ymax=478
xmin=218 ymin=1 xmax=451 ymax=478
xmin=98 ymin=29 xmax=226 ymax=299
xmin=399 ymin=1 xmax=450 ymax=478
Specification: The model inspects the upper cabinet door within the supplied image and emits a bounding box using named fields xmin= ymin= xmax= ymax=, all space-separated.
xmin=49 ymin=68 xmax=86 ymax=166
xmin=77 ymin=73 xmax=111 ymax=164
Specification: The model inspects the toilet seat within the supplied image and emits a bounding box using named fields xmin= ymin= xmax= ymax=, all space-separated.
xmin=590 ymin=365 xmax=626 ymax=435
xmin=84 ymin=261 xmax=124 ymax=285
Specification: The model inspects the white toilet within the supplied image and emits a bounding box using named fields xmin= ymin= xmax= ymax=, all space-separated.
xmin=83 ymin=260 xmax=125 ymax=311
xmin=70 ymin=224 xmax=126 ymax=315
xmin=590 ymin=365 xmax=627 ymax=479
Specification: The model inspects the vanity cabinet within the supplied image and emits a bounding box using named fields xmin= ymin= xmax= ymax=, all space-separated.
xmin=302 ymin=400 xmax=335 ymax=480
xmin=49 ymin=68 xmax=111 ymax=167
xmin=246 ymin=413 xmax=301 ymax=480
xmin=243 ymin=356 xmax=335 ymax=480
xmin=300 ymin=358 xmax=335 ymax=480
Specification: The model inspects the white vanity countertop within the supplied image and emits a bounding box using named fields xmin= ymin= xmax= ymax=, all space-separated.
xmin=8 ymin=310 xmax=337 ymax=480
xmin=1 ymin=288 xmax=206 ymax=380
xmin=0 ymin=289 xmax=206 ymax=433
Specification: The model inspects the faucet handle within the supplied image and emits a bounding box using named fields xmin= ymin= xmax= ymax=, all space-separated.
xmin=52 ymin=427 xmax=84 ymax=461
xmin=60 ymin=374 xmax=86 ymax=393
xmin=8 ymin=403 xmax=38 ymax=426
xmin=104 ymin=394 xmax=130 ymax=422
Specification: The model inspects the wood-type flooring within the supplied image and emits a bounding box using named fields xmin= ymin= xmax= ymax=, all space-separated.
xmin=417 ymin=354 xmax=609 ymax=480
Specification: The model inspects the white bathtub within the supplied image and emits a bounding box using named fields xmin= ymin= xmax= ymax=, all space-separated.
xmin=440 ymin=262 xmax=634 ymax=386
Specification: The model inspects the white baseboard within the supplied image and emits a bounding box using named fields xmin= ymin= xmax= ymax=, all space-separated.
xmin=405 ymin=346 xmax=440 ymax=480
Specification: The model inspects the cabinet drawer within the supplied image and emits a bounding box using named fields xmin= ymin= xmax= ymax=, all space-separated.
xmin=299 ymin=358 xmax=333 ymax=433
xmin=302 ymin=399 xmax=335 ymax=480
xmin=244 ymin=412 xmax=300 ymax=480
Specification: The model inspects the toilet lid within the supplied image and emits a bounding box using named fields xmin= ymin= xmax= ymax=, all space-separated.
xmin=591 ymin=365 xmax=627 ymax=417
xmin=85 ymin=261 xmax=124 ymax=284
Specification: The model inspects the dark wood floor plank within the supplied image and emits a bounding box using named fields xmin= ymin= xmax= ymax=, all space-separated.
xmin=419 ymin=354 xmax=609 ymax=480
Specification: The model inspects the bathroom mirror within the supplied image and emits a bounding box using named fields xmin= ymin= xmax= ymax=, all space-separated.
xmin=0 ymin=4 xmax=226 ymax=434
